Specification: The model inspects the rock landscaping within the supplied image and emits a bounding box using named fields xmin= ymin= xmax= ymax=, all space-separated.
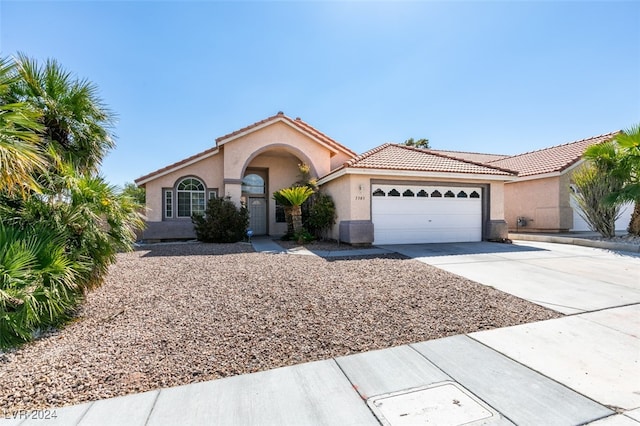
xmin=0 ymin=242 xmax=561 ymax=411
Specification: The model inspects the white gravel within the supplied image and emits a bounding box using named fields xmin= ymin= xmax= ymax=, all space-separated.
xmin=0 ymin=242 xmax=561 ymax=411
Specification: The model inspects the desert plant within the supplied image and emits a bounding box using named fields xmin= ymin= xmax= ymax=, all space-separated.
xmin=571 ymin=163 xmax=623 ymax=238
xmin=8 ymin=53 xmax=115 ymax=175
xmin=273 ymin=186 xmax=315 ymax=236
xmin=584 ymin=125 xmax=640 ymax=235
xmin=303 ymin=192 xmax=336 ymax=239
xmin=0 ymin=56 xmax=46 ymax=196
xmin=192 ymin=197 xmax=249 ymax=243
xmin=0 ymin=222 xmax=90 ymax=348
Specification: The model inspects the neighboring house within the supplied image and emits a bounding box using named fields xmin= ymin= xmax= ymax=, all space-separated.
xmin=480 ymin=131 xmax=631 ymax=233
xmin=135 ymin=112 xmax=627 ymax=243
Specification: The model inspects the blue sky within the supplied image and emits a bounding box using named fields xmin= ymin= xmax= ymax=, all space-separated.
xmin=1 ymin=1 xmax=639 ymax=187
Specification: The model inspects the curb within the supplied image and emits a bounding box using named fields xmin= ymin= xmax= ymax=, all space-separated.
xmin=508 ymin=233 xmax=640 ymax=253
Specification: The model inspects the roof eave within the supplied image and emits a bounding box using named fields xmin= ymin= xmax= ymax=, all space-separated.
xmin=318 ymin=167 xmax=517 ymax=185
xmin=135 ymin=148 xmax=220 ymax=186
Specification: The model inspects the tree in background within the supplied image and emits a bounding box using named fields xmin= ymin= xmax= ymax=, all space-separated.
xmin=122 ymin=182 xmax=146 ymax=205
xmin=584 ymin=125 xmax=640 ymax=235
xmin=404 ymin=138 xmax=430 ymax=149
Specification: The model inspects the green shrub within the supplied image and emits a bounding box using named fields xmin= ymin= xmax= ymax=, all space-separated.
xmin=192 ymin=197 xmax=249 ymax=243
xmin=293 ymin=228 xmax=315 ymax=244
xmin=571 ymin=164 xmax=623 ymax=238
xmin=303 ymin=192 xmax=336 ymax=239
xmin=0 ymin=222 xmax=90 ymax=348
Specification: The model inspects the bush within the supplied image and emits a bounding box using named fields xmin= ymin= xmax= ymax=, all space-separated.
xmin=293 ymin=228 xmax=315 ymax=244
xmin=192 ymin=197 xmax=249 ymax=243
xmin=0 ymin=222 xmax=90 ymax=348
xmin=572 ymin=164 xmax=623 ymax=238
xmin=303 ymin=192 xmax=336 ymax=239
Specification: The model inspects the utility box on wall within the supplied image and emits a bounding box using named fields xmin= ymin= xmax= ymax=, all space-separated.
xmin=339 ymin=220 xmax=374 ymax=246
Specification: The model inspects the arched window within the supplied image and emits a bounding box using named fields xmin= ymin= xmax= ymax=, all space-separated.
xmin=242 ymin=174 xmax=265 ymax=194
xmin=177 ymin=177 xmax=205 ymax=217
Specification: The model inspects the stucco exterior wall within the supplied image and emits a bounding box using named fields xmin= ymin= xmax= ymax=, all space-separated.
xmin=222 ymin=121 xmax=335 ymax=181
xmin=504 ymin=175 xmax=571 ymax=232
xmin=143 ymin=154 xmax=224 ymax=222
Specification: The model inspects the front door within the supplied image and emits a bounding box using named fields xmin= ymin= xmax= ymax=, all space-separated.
xmin=248 ymin=197 xmax=267 ymax=235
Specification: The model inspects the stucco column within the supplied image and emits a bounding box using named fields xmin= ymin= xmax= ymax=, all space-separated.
xmin=487 ymin=182 xmax=508 ymax=240
xmin=224 ymin=179 xmax=243 ymax=207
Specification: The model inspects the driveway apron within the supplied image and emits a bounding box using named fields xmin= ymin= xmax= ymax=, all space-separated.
xmin=383 ymin=241 xmax=640 ymax=314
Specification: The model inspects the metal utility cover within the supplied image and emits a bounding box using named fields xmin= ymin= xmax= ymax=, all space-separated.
xmin=367 ymin=381 xmax=499 ymax=426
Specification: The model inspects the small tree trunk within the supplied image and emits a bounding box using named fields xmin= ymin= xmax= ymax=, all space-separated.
xmin=291 ymin=205 xmax=303 ymax=235
xmin=284 ymin=206 xmax=295 ymax=236
xmin=628 ymin=201 xmax=640 ymax=236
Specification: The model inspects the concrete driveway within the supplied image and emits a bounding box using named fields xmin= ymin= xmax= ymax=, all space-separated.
xmin=383 ymin=240 xmax=640 ymax=314
xmin=383 ymin=240 xmax=640 ymax=419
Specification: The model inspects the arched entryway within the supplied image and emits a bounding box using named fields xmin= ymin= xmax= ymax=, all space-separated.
xmin=241 ymin=148 xmax=310 ymax=236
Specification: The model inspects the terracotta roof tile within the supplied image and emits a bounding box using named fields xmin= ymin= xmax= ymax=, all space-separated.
xmin=343 ymin=144 xmax=516 ymax=176
xmin=430 ymin=150 xmax=509 ymax=164
xmin=135 ymin=146 xmax=219 ymax=185
xmin=488 ymin=131 xmax=620 ymax=177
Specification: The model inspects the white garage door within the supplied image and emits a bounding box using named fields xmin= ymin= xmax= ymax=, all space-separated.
xmin=372 ymin=184 xmax=482 ymax=245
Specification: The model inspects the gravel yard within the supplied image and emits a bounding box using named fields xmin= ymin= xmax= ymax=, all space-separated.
xmin=0 ymin=242 xmax=561 ymax=411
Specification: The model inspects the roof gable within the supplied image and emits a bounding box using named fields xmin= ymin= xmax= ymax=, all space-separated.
xmin=341 ymin=144 xmax=516 ymax=176
xmin=216 ymin=112 xmax=357 ymax=157
xmin=135 ymin=112 xmax=356 ymax=185
xmin=488 ymin=131 xmax=620 ymax=177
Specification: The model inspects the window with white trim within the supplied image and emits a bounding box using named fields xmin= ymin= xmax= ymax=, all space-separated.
xmin=177 ymin=177 xmax=206 ymax=217
xmin=164 ymin=189 xmax=173 ymax=218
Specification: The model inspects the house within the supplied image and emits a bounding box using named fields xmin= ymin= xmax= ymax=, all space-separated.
xmin=479 ymin=132 xmax=631 ymax=233
xmin=135 ymin=112 xmax=626 ymax=244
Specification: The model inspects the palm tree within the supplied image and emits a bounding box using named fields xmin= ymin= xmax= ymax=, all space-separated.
xmin=273 ymin=186 xmax=315 ymax=236
xmin=584 ymin=125 xmax=640 ymax=235
xmin=9 ymin=53 xmax=116 ymax=175
xmin=0 ymin=221 xmax=90 ymax=348
xmin=0 ymin=56 xmax=46 ymax=196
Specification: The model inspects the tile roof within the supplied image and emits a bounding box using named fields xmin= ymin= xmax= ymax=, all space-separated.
xmin=487 ymin=131 xmax=620 ymax=177
xmin=431 ymin=150 xmax=509 ymax=164
xmin=135 ymin=146 xmax=219 ymax=185
xmin=216 ymin=112 xmax=357 ymax=157
xmin=341 ymin=144 xmax=516 ymax=176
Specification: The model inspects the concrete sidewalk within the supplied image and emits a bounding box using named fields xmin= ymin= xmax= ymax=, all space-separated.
xmin=3 ymin=239 xmax=639 ymax=425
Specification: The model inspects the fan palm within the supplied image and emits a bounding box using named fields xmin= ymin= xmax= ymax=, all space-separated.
xmin=0 ymin=222 xmax=89 ymax=348
xmin=584 ymin=124 xmax=640 ymax=235
xmin=0 ymin=56 xmax=46 ymax=196
xmin=9 ymin=53 xmax=115 ymax=175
